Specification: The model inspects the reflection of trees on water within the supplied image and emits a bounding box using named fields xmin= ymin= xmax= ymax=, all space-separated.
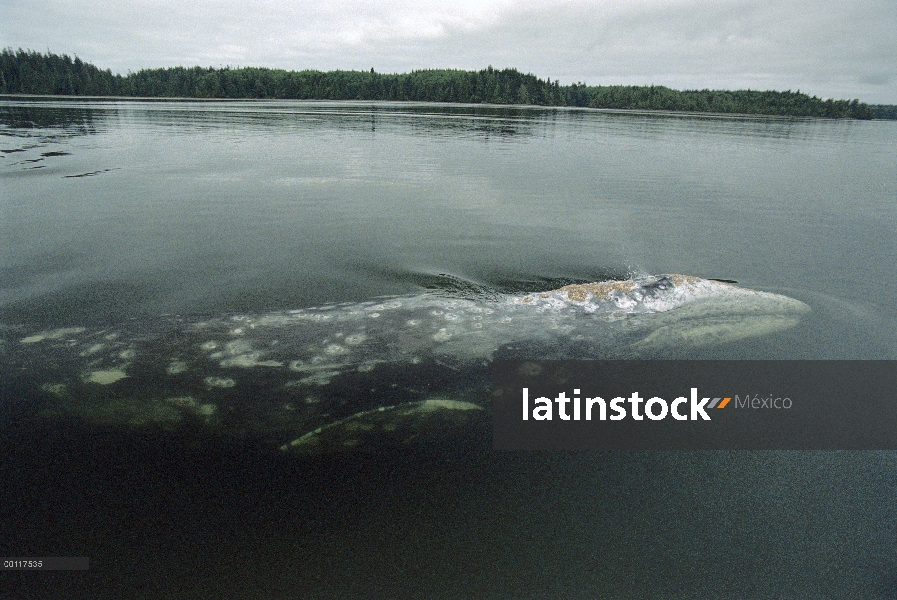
xmin=0 ymin=103 xmax=107 ymax=174
xmin=3 ymin=100 xmax=561 ymax=142
xmin=0 ymin=103 xmax=101 ymax=138
xmin=554 ymin=106 xmax=859 ymax=143
xmin=0 ymin=99 xmax=858 ymax=150
xmin=166 ymin=101 xmax=561 ymax=141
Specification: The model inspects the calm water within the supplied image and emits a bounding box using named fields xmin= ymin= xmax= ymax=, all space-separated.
xmin=2 ymin=100 xmax=896 ymax=598
xmin=3 ymin=99 xmax=897 ymax=357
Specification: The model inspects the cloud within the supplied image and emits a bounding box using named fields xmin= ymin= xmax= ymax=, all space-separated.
xmin=414 ymin=0 xmax=897 ymax=100
xmin=2 ymin=0 xmax=895 ymax=102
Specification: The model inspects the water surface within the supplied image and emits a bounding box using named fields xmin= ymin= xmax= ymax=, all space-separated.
xmin=3 ymin=100 xmax=895 ymax=360
xmin=2 ymin=100 xmax=896 ymax=599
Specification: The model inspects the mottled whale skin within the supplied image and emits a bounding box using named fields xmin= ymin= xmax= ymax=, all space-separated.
xmin=0 ymin=275 xmax=809 ymax=452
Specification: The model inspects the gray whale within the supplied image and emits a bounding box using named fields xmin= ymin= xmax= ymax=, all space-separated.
xmin=1 ymin=274 xmax=809 ymax=452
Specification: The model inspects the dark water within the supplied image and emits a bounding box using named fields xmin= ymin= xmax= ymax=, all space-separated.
xmin=1 ymin=99 xmax=896 ymax=598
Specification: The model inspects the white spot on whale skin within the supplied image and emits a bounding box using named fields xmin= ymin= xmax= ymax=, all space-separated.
xmin=368 ymin=301 xmax=402 ymax=311
xmin=220 ymin=353 xmax=284 ymax=368
xmin=83 ymin=369 xmax=128 ymax=385
xmin=324 ymin=343 xmax=349 ymax=355
xmin=204 ymin=377 xmax=235 ymax=388
xmin=166 ymin=360 xmax=188 ymax=375
xmin=418 ymin=399 xmax=482 ymax=411
xmin=20 ymin=327 xmax=87 ymax=344
xmin=256 ymin=359 xmax=284 ymax=367
xmin=118 ymin=349 xmax=136 ymax=360
xmin=433 ymin=328 xmax=451 ymax=342
xmin=225 ymin=340 xmax=254 ymax=354
xmin=344 ymin=333 xmax=367 ymax=345
xmin=288 ymin=360 xmax=345 ymax=374
xmin=163 ymin=396 xmax=217 ymax=418
xmin=299 ymin=371 xmax=341 ymax=385
xmin=201 ymin=341 xmax=218 ymax=351
xmin=41 ymin=383 xmax=68 ymax=397
xmin=79 ymin=343 xmax=106 ymax=356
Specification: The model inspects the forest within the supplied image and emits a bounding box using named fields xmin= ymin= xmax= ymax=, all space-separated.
xmin=2 ymin=49 xmax=893 ymax=120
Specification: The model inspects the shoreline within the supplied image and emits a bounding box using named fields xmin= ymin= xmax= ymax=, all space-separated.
xmin=3 ymin=93 xmax=891 ymax=122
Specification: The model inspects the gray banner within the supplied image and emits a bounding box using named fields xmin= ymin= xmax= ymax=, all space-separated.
xmin=1 ymin=557 xmax=89 ymax=570
xmin=493 ymin=361 xmax=897 ymax=450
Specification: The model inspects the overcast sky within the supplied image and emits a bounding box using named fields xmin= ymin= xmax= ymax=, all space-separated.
xmin=3 ymin=0 xmax=895 ymax=103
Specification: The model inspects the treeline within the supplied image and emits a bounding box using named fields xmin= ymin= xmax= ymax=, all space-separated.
xmin=1 ymin=48 xmax=120 ymax=96
xmin=869 ymin=104 xmax=897 ymax=119
xmin=2 ymin=49 xmax=891 ymax=120
xmin=586 ymin=85 xmax=875 ymax=119
xmin=120 ymin=65 xmax=570 ymax=105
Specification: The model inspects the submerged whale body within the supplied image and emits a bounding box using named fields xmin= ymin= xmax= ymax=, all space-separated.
xmin=1 ymin=275 xmax=809 ymax=453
